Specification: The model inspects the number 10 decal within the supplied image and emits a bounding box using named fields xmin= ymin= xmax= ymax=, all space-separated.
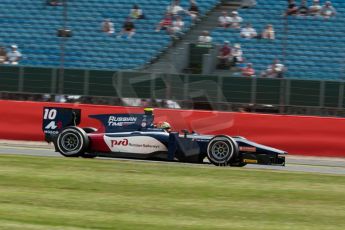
xmin=44 ymin=109 xmax=57 ymax=120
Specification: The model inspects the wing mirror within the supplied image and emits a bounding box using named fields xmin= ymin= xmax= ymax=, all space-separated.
xmin=181 ymin=129 xmax=189 ymax=138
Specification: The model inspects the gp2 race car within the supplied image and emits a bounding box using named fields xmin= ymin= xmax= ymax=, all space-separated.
xmin=42 ymin=107 xmax=287 ymax=167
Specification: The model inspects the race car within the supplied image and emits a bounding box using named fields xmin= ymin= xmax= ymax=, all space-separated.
xmin=42 ymin=107 xmax=287 ymax=167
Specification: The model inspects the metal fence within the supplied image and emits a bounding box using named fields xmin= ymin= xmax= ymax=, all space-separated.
xmin=1 ymin=65 xmax=345 ymax=116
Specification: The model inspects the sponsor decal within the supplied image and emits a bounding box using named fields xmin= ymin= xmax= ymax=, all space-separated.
xmin=111 ymin=138 xmax=162 ymax=149
xmin=44 ymin=120 xmax=63 ymax=135
xmin=111 ymin=139 xmax=129 ymax=147
xmin=243 ymin=159 xmax=258 ymax=164
xmin=45 ymin=121 xmax=57 ymax=130
xmin=44 ymin=130 xmax=59 ymax=135
xmin=127 ymin=143 xmax=162 ymax=149
xmin=104 ymin=136 xmax=168 ymax=154
xmin=239 ymin=146 xmax=256 ymax=152
xmin=57 ymin=121 xmax=62 ymax=129
xmin=108 ymin=116 xmax=137 ymax=127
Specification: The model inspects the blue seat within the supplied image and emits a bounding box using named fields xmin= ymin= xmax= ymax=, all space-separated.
xmin=0 ymin=0 xmax=221 ymax=70
xmin=210 ymin=0 xmax=345 ymax=80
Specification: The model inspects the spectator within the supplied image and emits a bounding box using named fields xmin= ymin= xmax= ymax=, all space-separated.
xmin=228 ymin=11 xmax=243 ymax=29
xmin=165 ymin=100 xmax=181 ymax=109
xmin=261 ymin=59 xmax=287 ymax=78
xmin=169 ymin=16 xmax=184 ymax=38
xmin=242 ymin=63 xmax=255 ymax=77
xmin=309 ymin=0 xmax=322 ymax=16
xmin=321 ymin=1 xmax=336 ymax=19
xmin=55 ymin=94 xmax=67 ymax=103
xmin=156 ymin=13 xmax=173 ymax=32
xmin=261 ymin=24 xmax=275 ymax=40
xmin=236 ymin=57 xmax=247 ymax=69
xmin=6 ymin=45 xmax=22 ymax=65
xmin=297 ymin=0 xmax=309 ymax=16
xmin=242 ymin=0 xmax=257 ymax=8
xmin=47 ymin=0 xmax=62 ymax=6
xmin=101 ymin=19 xmax=115 ymax=34
xmin=231 ymin=43 xmax=243 ymax=64
xmin=285 ymin=0 xmax=298 ymax=16
xmin=0 ymin=46 xmax=7 ymax=64
xmin=167 ymin=0 xmax=185 ymax=16
xmin=198 ymin=30 xmax=212 ymax=44
xmin=218 ymin=11 xmax=230 ymax=28
xmin=118 ymin=18 xmax=135 ymax=38
xmin=130 ymin=4 xmax=144 ymax=19
xmin=188 ymin=0 xmax=199 ymax=24
xmin=217 ymin=41 xmax=232 ymax=69
xmin=240 ymin=23 xmax=257 ymax=39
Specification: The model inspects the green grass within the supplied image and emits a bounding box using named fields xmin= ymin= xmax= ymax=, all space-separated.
xmin=0 ymin=155 xmax=344 ymax=230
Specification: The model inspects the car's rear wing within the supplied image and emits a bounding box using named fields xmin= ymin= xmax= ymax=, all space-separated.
xmin=42 ymin=107 xmax=81 ymax=142
xmin=89 ymin=112 xmax=154 ymax=133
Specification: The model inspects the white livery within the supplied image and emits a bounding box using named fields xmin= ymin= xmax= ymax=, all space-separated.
xmin=104 ymin=135 xmax=168 ymax=154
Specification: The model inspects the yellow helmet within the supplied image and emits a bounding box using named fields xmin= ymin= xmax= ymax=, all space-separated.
xmin=144 ymin=108 xmax=154 ymax=115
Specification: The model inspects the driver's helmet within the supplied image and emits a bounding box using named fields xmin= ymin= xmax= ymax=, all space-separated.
xmin=158 ymin=122 xmax=171 ymax=132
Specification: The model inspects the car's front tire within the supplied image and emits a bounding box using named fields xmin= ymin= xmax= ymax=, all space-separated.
xmin=207 ymin=135 xmax=239 ymax=166
xmin=56 ymin=127 xmax=89 ymax=157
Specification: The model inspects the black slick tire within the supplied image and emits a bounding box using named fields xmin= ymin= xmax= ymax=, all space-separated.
xmin=56 ymin=126 xmax=89 ymax=157
xmin=207 ymin=135 xmax=239 ymax=166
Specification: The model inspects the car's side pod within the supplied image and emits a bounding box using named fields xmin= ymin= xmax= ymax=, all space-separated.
xmin=42 ymin=107 xmax=81 ymax=143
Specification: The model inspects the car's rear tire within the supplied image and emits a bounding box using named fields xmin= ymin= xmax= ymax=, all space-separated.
xmin=207 ymin=135 xmax=239 ymax=166
xmin=56 ymin=127 xmax=89 ymax=157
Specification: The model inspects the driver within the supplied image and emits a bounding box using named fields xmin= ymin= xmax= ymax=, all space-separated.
xmin=156 ymin=121 xmax=172 ymax=133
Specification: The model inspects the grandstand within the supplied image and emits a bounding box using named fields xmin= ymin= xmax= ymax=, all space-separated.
xmin=0 ymin=0 xmax=344 ymax=78
xmin=0 ymin=0 xmax=220 ymax=70
xmin=211 ymin=0 xmax=345 ymax=79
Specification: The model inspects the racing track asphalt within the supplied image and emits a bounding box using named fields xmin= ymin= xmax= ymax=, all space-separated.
xmin=0 ymin=141 xmax=344 ymax=175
